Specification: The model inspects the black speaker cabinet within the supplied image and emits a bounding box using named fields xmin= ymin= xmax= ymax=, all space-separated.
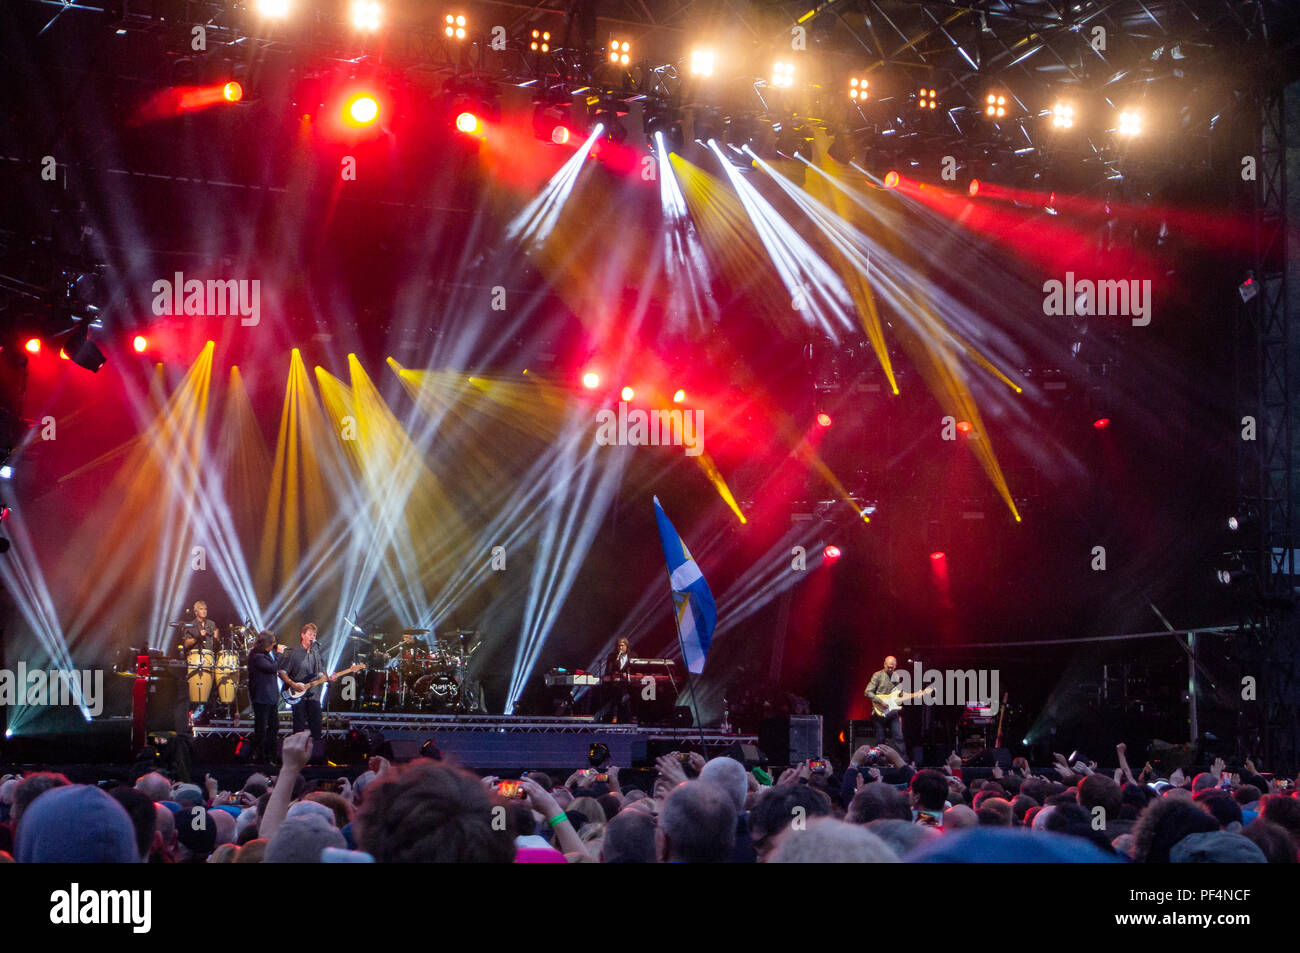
xmin=759 ymin=715 xmax=822 ymax=765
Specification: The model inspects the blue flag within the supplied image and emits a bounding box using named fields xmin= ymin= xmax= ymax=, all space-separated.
xmin=653 ymin=496 xmax=716 ymax=674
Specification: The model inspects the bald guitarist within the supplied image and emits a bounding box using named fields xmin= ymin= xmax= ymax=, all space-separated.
xmin=863 ymin=656 xmax=926 ymax=751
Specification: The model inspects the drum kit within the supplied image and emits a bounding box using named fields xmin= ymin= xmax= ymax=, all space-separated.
xmin=173 ymin=620 xmax=257 ymax=711
xmin=351 ymin=627 xmax=479 ymax=712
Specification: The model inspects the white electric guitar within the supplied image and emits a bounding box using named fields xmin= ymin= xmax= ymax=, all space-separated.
xmin=281 ymin=663 xmax=366 ymax=707
xmin=868 ymin=686 xmax=933 ymax=717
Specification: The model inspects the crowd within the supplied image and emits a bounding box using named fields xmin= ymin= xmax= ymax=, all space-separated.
xmin=0 ymin=734 xmax=1296 ymax=863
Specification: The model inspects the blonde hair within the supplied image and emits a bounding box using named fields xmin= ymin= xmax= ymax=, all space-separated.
xmin=300 ymin=622 xmax=318 ymax=637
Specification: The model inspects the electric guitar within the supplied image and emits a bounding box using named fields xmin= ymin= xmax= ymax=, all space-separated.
xmin=868 ymin=686 xmax=932 ymax=717
xmin=281 ymin=663 xmax=366 ymax=707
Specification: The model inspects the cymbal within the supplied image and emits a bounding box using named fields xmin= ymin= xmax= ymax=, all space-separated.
xmin=400 ymin=627 xmax=430 ymax=635
xmin=348 ymin=635 xmax=371 ymax=644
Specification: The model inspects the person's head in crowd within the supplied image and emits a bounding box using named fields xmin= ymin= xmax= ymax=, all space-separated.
xmin=565 ymin=796 xmax=606 ymax=829
xmin=601 ymin=810 xmax=658 ymax=863
xmin=698 ymin=756 xmax=748 ymax=814
xmin=1041 ymin=803 xmax=1114 ymax=852
xmin=172 ymin=783 xmax=204 ymax=809
xmin=355 ymin=760 xmax=515 ymax=863
xmin=770 ymin=818 xmax=899 ymax=863
xmin=943 ymin=804 xmax=978 ymax=831
xmin=749 ymin=784 xmax=832 ymax=861
xmin=1193 ymin=790 xmax=1242 ymax=830
xmin=660 ymin=780 xmax=736 ymax=863
xmin=1240 ymin=819 xmax=1297 ymax=863
xmin=174 ymin=806 xmax=218 ymax=862
xmin=209 ymin=843 xmax=239 ymax=863
xmin=972 ymin=788 xmax=1005 ymax=810
xmin=910 ymin=827 xmax=1119 ymax=863
xmin=1190 ymin=772 xmax=1220 ymax=793
xmin=233 ymin=838 xmax=268 ymax=863
xmin=134 ymin=771 xmax=171 ymax=803
xmin=10 ymin=771 xmax=70 ymax=830
xmin=909 ymin=770 xmax=948 ymax=814
xmin=1131 ymin=797 xmax=1220 ymax=863
xmin=152 ymin=802 xmax=177 ymax=860
xmin=522 ymin=771 xmax=553 ymax=792
xmin=1259 ymin=793 xmax=1300 ymax=847
xmin=848 ymin=782 xmax=911 ymax=824
xmin=1121 ymin=782 xmax=1153 ymax=818
xmin=286 ymin=800 xmax=334 ymax=826
xmin=1112 ymin=833 xmax=1137 ymax=859
xmin=265 ymin=814 xmax=347 ymax=863
xmin=1020 ymin=778 xmax=1052 ymax=804
xmin=1045 ymin=790 xmax=1078 ymax=807
xmin=1169 ymin=830 xmax=1266 ymax=863
xmin=1078 ymin=775 xmax=1123 ymax=823
xmin=16 ymin=784 xmax=139 ymax=863
xmin=349 ymin=771 xmax=377 ymax=806
xmin=236 ymin=825 xmax=261 ymax=846
xmin=578 ymin=821 xmax=605 ymax=859
xmin=597 ymin=793 xmax=622 ymax=823
xmin=1234 ymin=784 xmax=1263 ymax=808
xmin=108 ymin=787 xmax=156 ymax=861
xmin=945 ymin=776 xmax=967 ymax=805
xmin=621 ymin=789 xmax=649 ymax=809
xmin=304 ymin=791 xmax=353 ymax=829
xmin=1162 ymin=786 xmax=1194 ymax=802
xmin=209 ymin=807 xmax=237 ymax=846
xmin=241 ymin=777 xmax=269 ymax=799
xmin=867 ymin=818 xmax=940 ymax=858
xmin=977 ymin=798 xmax=1013 ymax=826
xmin=1022 ymin=805 xmax=1044 ymax=828
xmin=1010 ymin=794 xmax=1038 ymax=826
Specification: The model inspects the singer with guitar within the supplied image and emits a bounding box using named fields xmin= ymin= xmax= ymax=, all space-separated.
xmin=863 ymin=656 xmax=926 ymax=752
xmin=276 ymin=622 xmax=339 ymax=753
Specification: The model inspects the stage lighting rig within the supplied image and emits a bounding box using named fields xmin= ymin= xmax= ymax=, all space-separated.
xmin=351 ymin=0 xmax=382 ymax=32
xmin=645 ymin=107 xmax=684 ymax=153
xmin=530 ymin=29 xmax=551 ymax=53
xmin=592 ymin=100 xmax=627 ymax=143
xmin=609 ymin=40 xmax=631 ymax=66
xmin=444 ymin=13 xmax=468 ymax=40
xmin=849 ymin=77 xmax=869 ymax=101
xmin=985 ymin=93 xmax=1008 ymax=119
xmin=771 ymin=61 xmax=795 ymax=89
xmin=533 ymin=100 xmax=572 ymax=144
xmin=689 ymin=48 xmax=715 ymax=78
xmin=1051 ymin=102 xmax=1075 ymax=129
xmin=256 ymin=0 xmax=291 ymax=18
xmin=1118 ymin=110 xmax=1142 ymax=137
xmin=917 ymin=87 xmax=938 ymax=110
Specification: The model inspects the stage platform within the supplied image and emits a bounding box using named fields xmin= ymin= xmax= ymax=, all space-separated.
xmin=191 ymin=713 xmax=758 ymax=771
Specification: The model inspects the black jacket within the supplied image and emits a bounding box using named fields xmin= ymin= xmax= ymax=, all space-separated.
xmin=247 ymin=648 xmax=282 ymax=706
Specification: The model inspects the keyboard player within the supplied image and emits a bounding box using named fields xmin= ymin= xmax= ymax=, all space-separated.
xmin=603 ymin=638 xmax=634 ymax=723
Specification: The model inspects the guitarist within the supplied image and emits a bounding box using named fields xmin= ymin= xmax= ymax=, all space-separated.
xmin=277 ymin=623 xmax=337 ymax=752
xmin=863 ymin=656 xmax=906 ymax=751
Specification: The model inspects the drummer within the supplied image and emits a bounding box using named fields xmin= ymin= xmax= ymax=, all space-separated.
xmin=397 ymin=631 xmax=430 ymax=653
xmin=180 ymin=600 xmax=218 ymax=654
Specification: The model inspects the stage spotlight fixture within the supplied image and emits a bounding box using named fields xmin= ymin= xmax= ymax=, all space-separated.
xmin=816 ymin=412 xmax=832 ymax=428
xmin=824 ymin=545 xmax=842 ymax=561
xmin=985 ymin=93 xmax=1007 ymax=118
xmin=672 ymin=389 xmax=686 ymax=403
xmin=620 ymin=386 xmax=634 ymax=401
xmin=883 ymin=170 xmax=900 ymax=188
xmin=930 ymin=551 xmax=946 ymax=561
xmin=582 ymin=371 xmax=600 ymax=389
xmin=956 ymin=420 xmax=972 ymax=433
xmin=455 ymin=110 xmax=481 ymax=134
xmin=594 ymin=104 xmax=627 ymax=143
xmin=530 ymin=29 xmax=551 ymax=52
xmin=1093 ymin=417 xmax=1110 ymax=430
xmin=256 ymin=0 xmax=291 ymax=18
xmin=967 ymin=178 xmax=981 ymax=197
xmin=65 ymin=324 xmax=106 ymax=373
xmin=917 ymin=87 xmax=937 ymax=110
xmin=690 ymin=48 xmax=715 ymax=78
xmin=771 ymin=61 xmax=794 ymax=89
xmin=351 ymin=0 xmax=382 ymax=32
xmin=1051 ymin=102 xmax=1074 ymax=128
xmin=1118 ymin=110 xmax=1141 ymax=136
xmin=827 ymin=128 xmax=855 ymax=164
xmin=445 ymin=13 xmax=467 ymax=39
xmin=132 ymin=335 xmax=148 ymax=353
xmin=24 ymin=338 xmax=40 ymax=355
xmin=345 ymin=93 xmax=380 ymax=126
xmin=609 ymin=40 xmax=631 ymax=66
xmin=849 ymin=77 xmax=869 ymax=101
xmin=0 ymin=466 xmax=10 ymax=480
xmin=533 ymin=102 xmax=570 ymax=144
xmin=222 ymin=81 xmax=244 ymax=103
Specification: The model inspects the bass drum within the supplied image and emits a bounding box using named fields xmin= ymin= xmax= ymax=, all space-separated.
xmin=186 ymin=650 xmax=214 ymax=703
xmin=214 ymin=650 xmax=240 ymax=704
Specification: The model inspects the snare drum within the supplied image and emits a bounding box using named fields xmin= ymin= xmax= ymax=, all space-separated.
xmin=214 ymin=650 xmax=240 ymax=704
xmin=186 ymin=649 xmax=214 ymax=703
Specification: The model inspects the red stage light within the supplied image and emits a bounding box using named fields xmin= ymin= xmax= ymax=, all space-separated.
xmin=956 ymin=420 xmax=972 ymax=433
xmin=1093 ymin=417 xmax=1111 ymax=430
xmin=581 ymin=371 xmax=600 ymax=389
xmin=222 ymin=81 xmax=243 ymax=103
xmin=132 ymin=335 xmax=148 ymax=353
xmin=551 ymin=125 xmax=570 ymax=145
xmin=456 ymin=111 xmax=480 ymax=135
xmin=883 ymin=170 xmax=900 ymax=189
xmin=930 ymin=551 xmax=946 ymax=561
xmin=968 ymin=178 xmax=980 ymax=197
xmin=24 ymin=338 xmax=41 ymax=354
xmin=345 ymin=94 xmax=380 ymax=126
xmin=672 ymin=389 xmax=686 ymax=403
xmin=824 ymin=545 xmax=842 ymax=560
xmin=816 ymin=412 xmax=832 ymax=428
xmin=620 ymin=386 xmax=634 ymax=401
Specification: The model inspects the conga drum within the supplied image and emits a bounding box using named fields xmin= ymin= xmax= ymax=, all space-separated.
xmin=186 ymin=650 xmax=214 ymax=703
xmin=215 ymin=650 xmax=239 ymax=704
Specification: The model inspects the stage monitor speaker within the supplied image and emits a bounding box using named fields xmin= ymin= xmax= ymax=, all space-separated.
xmin=760 ymin=715 xmax=822 ymax=765
xmin=723 ymin=742 xmax=766 ymax=767
xmin=377 ymin=738 xmax=423 ymax=762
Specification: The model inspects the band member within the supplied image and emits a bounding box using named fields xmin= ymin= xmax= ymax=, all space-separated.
xmin=178 ymin=600 xmax=218 ymax=655
xmin=247 ymin=631 xmax=285 ymax=764
xmin=602 ymin=638 xmax=634 ymax=723
xmin=864 ymin=656 xmax=906 ymax=750
xmin=606 ymin=638 xmax=632 ymax=677
xmin=277 ymin=623 xmax=338 ymax=749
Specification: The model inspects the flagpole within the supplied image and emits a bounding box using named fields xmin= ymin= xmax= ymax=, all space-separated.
xmin=660 ymin=565 xmax=710 ymax=754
